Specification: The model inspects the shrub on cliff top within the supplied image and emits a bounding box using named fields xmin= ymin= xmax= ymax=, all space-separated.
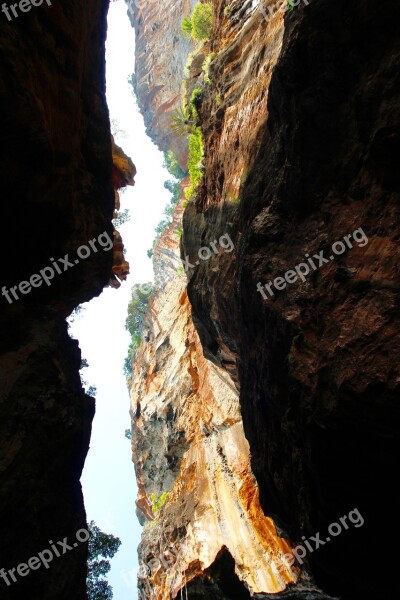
xmin=150 ymin=491 xmax=169 ymax=515
xmin=171 ymin=105 xmax=194 ymax=138
xmin=202 ymin=52 xmax=216 ymax=83
xmin=112 ymin=208 xmax=130 ymax=228
xmin=185 ymin=126 xmax=204 ymax=201
xmin=181 ymin=16 xmax=193 ymax=39
xmin=182 ymin=2 xmax=213 ymax=42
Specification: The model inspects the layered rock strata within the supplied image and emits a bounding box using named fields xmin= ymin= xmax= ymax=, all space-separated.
xmin=130 ymin=200 xmax=334 ymax=599
xmin=129 ymin=0 xmax=399 ymax=598
xmin=0 ymin=2 xmax=134 ymax=598
xmin=181 ymin=1 xmax=400 ymax=598
xmin=127 ymin=0 xmax=197 ymax=167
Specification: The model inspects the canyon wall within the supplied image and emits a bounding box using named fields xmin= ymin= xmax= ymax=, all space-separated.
xmin=130 ymin=199 xmax=334 ymax=598
xmin=130 ymin=0 xmax=400 ymax=599
xmin=0 ymin=2 xmax=134 ymax=598
xmin=182 ymin=1 xmax=400 ymax=598
xmin=128 ymin=0 xmax=197 ymax=167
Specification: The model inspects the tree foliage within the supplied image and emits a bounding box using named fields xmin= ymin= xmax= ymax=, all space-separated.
xmin=192 ymin=3 xmax=213 ymax=41
xmin=182 ymin=3 xmax=213 ymax=42
xmin=87 ymin=385 xmax=97 ymax=398
xmin=164 ymin=179 xmax=181 ymax=205
xmin=181 ymin=16 xmax=193 ymax=39
xmin=112 ymin=209 xmax=130 ymax=227
xmin=171 ymin=105 xmax=192 ymax=138
xmin=150 ymin=491 xmax=169 ymax=515
xmin=87 ymin=521 xmax=121 ymax=600
xmin=123 ymin=284 xmax=153 ymax=379
xmin=185 ymin=126 xmax=204 ymax=201
xmin=163 ymin=150 xmax=186 ymax=180
xmin=147 ymin=174 xmax=183 ymax=258
xmin=125 ymin=284 xmax=154 ymax=348
xmin=123 ymin=340 xmax=135 ymax=378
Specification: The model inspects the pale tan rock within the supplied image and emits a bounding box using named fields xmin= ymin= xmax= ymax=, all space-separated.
xmin=130 ymin=201 xmax=298 ymax=599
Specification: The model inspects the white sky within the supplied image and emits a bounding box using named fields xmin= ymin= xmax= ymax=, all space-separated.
xmin=69 ymin=1 xmax=172 ymax=598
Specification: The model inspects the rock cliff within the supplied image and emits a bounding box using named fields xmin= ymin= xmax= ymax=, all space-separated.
xmin=0 ymin=2 xmax=135 ymax=597
xmin=128 ymin=0 xmax=197 ymax=167
xmin=130 ymin=0 xmax=399 ymax=599
xmin=182 ymin=1 xmax=400 ymax=599
xmin=130 ymin=198 xmax=330 ymax=598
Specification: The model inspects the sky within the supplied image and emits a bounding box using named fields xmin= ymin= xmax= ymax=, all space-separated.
xmin=68 ymin=1 xmax=172 ymax=598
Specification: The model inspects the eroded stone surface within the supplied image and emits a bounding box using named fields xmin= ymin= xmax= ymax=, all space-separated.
xmin=181 ymin=1 xmax=400 ymax=598
xmin=127 ymin=0 xmax=198 ymax=168
xmin=0 ymin=2 xmax=134 ymax=597
xmin=130 ymin=201 xmax=306 ymax=599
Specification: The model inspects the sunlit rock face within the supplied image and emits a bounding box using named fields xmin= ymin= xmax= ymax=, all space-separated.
xmin=127 ymin=0 xmax=197 ymax=168
xmin=0 ymin=1 xmax=131 ymax=598
xmin=130 ymin=209 xmax=302 ymax=599
xmin=180 ymin=1 xmax=400 ymax=598
xmin=110 ymin=139 xmax=136 ymax=288
xmin=129 ymin=197 xmax=334 ymax=599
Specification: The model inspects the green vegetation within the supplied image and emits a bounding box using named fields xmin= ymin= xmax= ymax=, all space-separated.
xmin=202 ymin=52 xmax=216 ymax=83
xmin=146 ymin=151 xmax=186 ymax=258
xmin=184 ymin=50 xmax=196 ymax=79
xmin=164 ymin=150 xmax=187 ymax=179
xmin=176 ymin=7 xmax=212 ymax=204
xmin=181 ymin=2 xmax=214 ymax=42
xmin=112 ymin=208 xmax=130 ymax=228
xmin=123 ymin=340 xmax=136 ymax=378
xmin=215 ymin=93 xmax=222 ymax=107
xmin=87 ymin=521 xmax=121 ymax=600
xmin=87 ymin=385 xmax=97 ymax=398
xmin=171 ymin=89 xmax=202 ymax=138
xmin=181 ymin=16 xmax=193 ymax=39
xmin=123 ymin=283 xmax=154 ymax=378
xmin=124 ymin=428 xmax=132 ymax=440
xmin=185 ymin=126 xmax=204 ymax=201
xmin=190 ymin=88 xmax=203 ymax=120
xmin=171 ymin=103 xmax=204 ymax=203
xmin=164 ymin=179 xmax=181 ymax=205
xmin=171 ymin=105 xmax=193 ymax=137
xmin=150 ymin=491 xmax=169 ymax=515
xmin=79 ymin=360 xmax=97 ymax=398
xmin=68 ymin=304 xmax=85 ymax=326
xmin=125 ymin=284 xmax=154 ymax=347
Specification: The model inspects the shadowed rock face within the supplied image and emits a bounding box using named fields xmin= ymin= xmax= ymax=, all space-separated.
xmin=182 ymin=1 xmax=400 ymax=598
xmin=0 ymin=1 xmax=123 ymax=598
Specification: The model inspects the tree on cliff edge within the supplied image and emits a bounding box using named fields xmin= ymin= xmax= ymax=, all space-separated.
xmin=87 ymin=521 xmax=121 ymax=600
